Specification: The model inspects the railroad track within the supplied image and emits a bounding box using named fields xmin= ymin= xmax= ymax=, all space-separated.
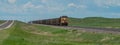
xmin=60 ymin=26 xmax=120 ymax=34
xmin=67 ymin=26 xmax=120 ymax=32
xmin=0 ymin=20 xmax=14 ymax=30
xmin=39 ymin=24 xmax=120 ymax=34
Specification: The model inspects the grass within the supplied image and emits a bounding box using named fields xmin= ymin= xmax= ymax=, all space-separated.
xmin=0 ymin=20 xmax=5 ymax=24
xmin=68 ymin=17 xmax=120 ymax=28
xmin=0 ymin=21 xmax=120 ymax=45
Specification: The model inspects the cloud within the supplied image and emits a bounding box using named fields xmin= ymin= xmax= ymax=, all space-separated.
xmin=0 ymin=0 xmax=63 ymax=14
xmin=8 ymin=0 xmax=16 ymax=4
xmin=0 ymin=5 xmax=25 ymax=14
xmin=23 ymin=2 xmax=34 ymax=9
xmin=23 ymin=1 xmax=45 ymax=9
xmin=22 ymin=1 xmax=65 ymax=12
xmin=68 ymin=3 xmax=87 ymax=9
xmin=94 ymin=0 xmax=120 ymax=7
xmin=47 ymin=7 xmax=65 ymax=11
xmin=68 ymin=3 xmax=76 ymax=7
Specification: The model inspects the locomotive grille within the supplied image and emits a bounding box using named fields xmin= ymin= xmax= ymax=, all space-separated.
xmin=61 ymin=18 xmax=67 ymax=23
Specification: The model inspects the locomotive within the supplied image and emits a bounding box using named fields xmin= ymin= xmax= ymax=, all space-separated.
xmin=29 ymin=16 xmax=68 ymax=26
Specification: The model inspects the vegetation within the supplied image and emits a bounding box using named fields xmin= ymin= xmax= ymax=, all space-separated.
xmin=69 ymin=17 xmax=120 ymax=28
xmin=0 ymin=21 xmax=120 ymax=45
xmin=0 ymin=20 xmax=5 ymax=24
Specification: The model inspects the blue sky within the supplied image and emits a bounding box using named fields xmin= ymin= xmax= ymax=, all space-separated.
xmin=0 ymin=0 xmax=120 ymax=22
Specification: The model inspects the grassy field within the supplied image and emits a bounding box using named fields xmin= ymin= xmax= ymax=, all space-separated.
xmin=0 ymin=20 xmax=5 ymax=24
xmin=69 ymin=17 xmax=120 ymax=28
xmin=0 ymin=21 xmax=120 ymax=45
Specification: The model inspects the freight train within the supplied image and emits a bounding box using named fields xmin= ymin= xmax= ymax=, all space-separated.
xmin=29 ymin=16 xmax=68 ymax=26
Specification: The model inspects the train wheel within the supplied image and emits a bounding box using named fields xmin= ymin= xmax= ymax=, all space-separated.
xmin=60 ymin=23 xmax=68 ymax=26
xmin=65 ymin=23 xmax=68 ymax=26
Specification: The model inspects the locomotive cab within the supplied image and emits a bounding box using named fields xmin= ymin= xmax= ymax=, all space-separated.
xmin=60 ymin=16 xmax=68 ymax=26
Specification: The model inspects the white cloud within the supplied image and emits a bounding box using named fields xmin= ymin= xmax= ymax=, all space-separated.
xmin=47 ymin=7 xmax=65 ymax=11
xmin=68 ymin=3 xmax=76 ymax=7
xmin=94 ymin=0 xmax=120 ymax=7
xmin=8 ymin=0 xmax=16 ymax=4
xmin=23 ymin=1 xmax=45 ymax=9
xmin=23 ymin=2 xmax=34 ymax=9
xmin=0 ymin=5 xmax=24 ymax=13
xmin=1 ymin=0 xmax=85 ymax=14
xmin=0 ymin=1 xmax=63 ymax=14
xmin=68 ymin=3 xmax=87 ymax=9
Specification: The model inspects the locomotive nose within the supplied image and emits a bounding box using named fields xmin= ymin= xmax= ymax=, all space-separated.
xmin=61 ymin=18 xmax=67 ymax=23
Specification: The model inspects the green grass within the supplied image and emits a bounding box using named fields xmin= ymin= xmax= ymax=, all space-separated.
xmin=69 ymin=17 xmax=120 ymax=28
xmin=0 ymin=21 xmax=120 ymax=45
xmin=0 ymin=20 xmax=5 ymax=24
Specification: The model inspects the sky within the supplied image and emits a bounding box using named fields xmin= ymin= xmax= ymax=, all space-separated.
xmin=0 ymin=0 xmax=120 ymax=22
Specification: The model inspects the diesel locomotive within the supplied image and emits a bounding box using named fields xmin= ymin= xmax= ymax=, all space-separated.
xmin=29 ymin=16 xmax=68 ymax=26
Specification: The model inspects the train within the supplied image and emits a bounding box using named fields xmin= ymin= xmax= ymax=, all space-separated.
xmin=29 ymin=16 xmax=68 ymax=26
